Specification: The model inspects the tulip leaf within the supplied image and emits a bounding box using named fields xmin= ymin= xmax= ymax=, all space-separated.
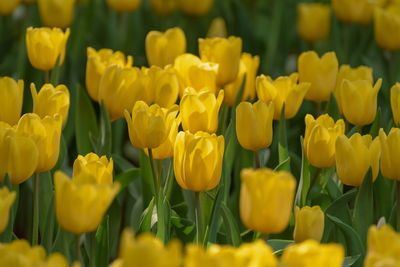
xmin=112 ymin=153 xmax=136 ymax=172
xmin=50 ymin=57 xmax=61 ymax=85
xmin=278 ymin=105 xmax=290 ymax=172
xmin=325 ymin=93 xmax=341 ymax=121
xmin=343 ymin=254 xmax=361 ymax=267
xmin=267 ymin=239 xmax=294 ymax=254
xmin=369 ymin=107 xmax=381 ymax=138
xmin=295 ymin=136 xmax=310 ymax=207
xmin=140 ymin=150 xmax=155 ymax=207
xmin=204 ymin=186 xmax=223 ymax=245
xmin=98 ymin=101 xmax=112 ymax=157
xmin=139 ymin=197 xmax=155 ymax=233
xmin=221 ymin=203 xmax=241 ymax=247
xmin=170 ymin=214 xmax=195 ymax=244
xmin=115 ymin=168 xmax=140 ymax=193
xmin=374 ymin=175 xmax=394 ymax=222
xmin=95 ymin=215 xmax=109 ymax=267
xmin=52 ymin=227 xmax=73 ymax=262
xmin=156 ymin=196 xmax=171 ymax=243
xmin=326 ymin=189 xmax=356 ymax=226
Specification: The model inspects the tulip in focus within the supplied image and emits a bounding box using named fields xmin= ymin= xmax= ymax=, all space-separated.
xmin=150 ymin=0 xmax=177 ymax=16
xmin=0 ymin=77 xmax=24 ymax=125
xmin=106 ymin=0 xmax=142 ymax=13
xmin=374 ymin=5 xmax=400 ymax=51
xmin=174 ymin=131 xmax=224 ymax=192
xmin=38 ymin=0 xmax=75 ymax=28
xmin=73 ymin=153 xmax=114 ymax=185
xmin=297 ymin=3 xmax=331 ymax=43
xmin=0 ymin=0 xmax=20 ymax=16
xmin=179 ymin=0 xmax=214 ymax=16
xmin=207 ymin=17 xmax=227 ymax=38
xmin=26 ymin=27 xmax=70 ymax=71
xmin=293 ymin=206 xmax=324 ymax=243
xmin=0 ymin=187 xmax=16 ymax=234
xmin=332 ymin=0 xmax=384 ymax=25
xmin=379 ymin=128 xmax=400 ymax=181
xmin=304 ymin=114 xmax=345 ymax=168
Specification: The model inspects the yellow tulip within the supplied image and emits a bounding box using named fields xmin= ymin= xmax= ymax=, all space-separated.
xmin=125 ymin=101 xmax=179 ymax=150
xmin=199 ymin=36 xmax=242 ymax=86
xmin=26 ymin=27 xmax=70 ymax=71
xmin=379 ymin=128 xmax=400 ymax=181
xmin=54 ymin=170 xmax=119 ymax=234
xmin=293 ymin=206 xmax=324 ymax=243
xmin=332 ymin=0 xmax=384 ymax=25
xmin=180 ymin=88 xmax=224 ymax=134
xmin=173 ymin=53 xmax=218 ymax=97
xmin=338 ymin=78 xmax=382 ymax=126
xmin=240 ymin=168 xmax=296 ymax=234
xmin=99 ymin=64 xmax=150 ymax=121
xmin=106 ymin=0 xmax=142 ymax=13
xmin=298 ymin=51 xmax=338 ymax=103
xmin=256 ymin=73 xmax=310 ymax=120
xmin=16 ymin=113 xmax=62 ymax=173
xmin=184 ymin=244 xmax=238 ymax=267
xmin=365 ymin=224 xmax=400 ymax=267
xmin=179 ymin=0 xmax=214 ymax=16
xmin=236 ymin=100 xmax=274 ymax=151
xmin=86 ymin=47 xmax=133 ymax=102
xmin=391 ymin=83 xmax=400 ymax=126
xmin=23 ymin=0 xmax=36 ymax=3
xmin=375 ymin=5 xmax=400 ymax=51
xmin=73 ymin=153 xmax=113 ymax=185
xmin=0 ymin=77 xmax=24 ymax=125
xmin=150 ymin=0 xmax=177 ymax=16
xmin=0 ymin=187 xmax=16 ymax=234
xmin=207 ymin=17 xmax=227 ymax=38
xmin=297 ymin=3 xmax=331 ymax=43
xmin=334 ymin=65 xmax=373 ymax=114
xmin=304 ymin=114 xmax=345 ymax=168
xmin=0 ymin=0 xmax=20 ymax=15
xmin=335 ymin=133 xmax=381 ymax=186
xmin=31 ymin=83 xmax=70 ymax=126
xmin=146 ymin=27 xmax=186 ymax=68
xmin=38 ymin=0 xmax=75 ymax=28
xmin=235 ymin=239 xmax=278 ymax=267
xmin=174 ymin=131 xmax=224 ymax=192
xmin=281 ymin=240 xmax=344 ymax=267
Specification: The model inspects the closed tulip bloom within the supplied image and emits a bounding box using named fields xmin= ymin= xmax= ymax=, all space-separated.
xmin=184 ymin=244 xmax=237 ymax=267
xmin=199 ymin=36 xmax=242 ymax=86
xmin=54 ymin=170 xmax=119 ymax=234
xmin=179 ymin=0 xmax=214 ymax=16
xmin=16 ymin=113 xmax=62 ymax=173
xmin=73 ymin=153 xmax=113 ymax=185
xmin=207 ymin=17 xmax=227 ymax=38
xmin=150 ymin=0 xmax=177 ymax=16
xmin=365 ymin=225 xmax=400 ymax=267
xmin=332 ymin=0 xmax=383 ymax=25
xmin=0 ymin=0 xmax=20 ymax=15
xmin=375 ymin=5 xmax=400 ymax=51
xmin=298 ymin=51 xmax=338 ymax=103
xmin=293 ymin=206 xmax=324 ymax=243
xmin=0 ymin=187 xmax=16 ymax=234
xmin=106 ymin=0 xmax=141 ymax=13
xmin=339 ymin=78 xmax=382 ymax=126
xmin=146 ymin=27 xmax=186 ymax=68
xmin=173 ymin=53 xmax=218 ymax=96
xmin=26 ymin=27 xmax=70 ymax=71
xmin=0 ymin=77 xmax=24 ymax=125
xmin=379 ymin=128 xmax=400 ymax=181
xmin=334 ymin=65 xmax=373 ymax=114
xmin=335 ymin=134 xmax=381 ymax=186
xmin=281 ymin=240 xmax=344 ymax=267
xmin=38 ymin=0 xmax=75 ymax=28
xmin=297 ymin=3 xmax=331 ymax=43
xmin=304 ymin=114 xmax=345 ymax=168
xmin=224 ymin=59 xmax=245 ymax=107
xmin=236 ymin=100 xmax=274 ymax=151
xmin=256 ymin=73 xmax=310 ymax=120
xmin=86 ymin=47 xmax=133 ymax=102
xmin=235 ymin=240 xmax=278 ymax=267
xmin=180 ymin=88 xmax=223 ymax=134
xmin=174 ymin=131 xmax=224 ymax=192
xmin=240 ymin=168 xmax=296 ymax=234
xmin=125 ymin=101 xmax=179 ymax=149
xmin=391 ymin=83 xmax=400 ymax=126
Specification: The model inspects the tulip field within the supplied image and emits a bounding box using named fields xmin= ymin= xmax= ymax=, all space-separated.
xmin=2 ymin=0 xmax=400 ymax=266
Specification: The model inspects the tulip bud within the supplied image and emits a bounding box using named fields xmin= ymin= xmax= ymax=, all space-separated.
xmin=332 ymin=0 xmax=384 ymax=25
xmin=38 ymin=0 xmax=75 ymax=28
xmin=304 ymin=114 xmax=345 ymax=168
xmin=392 ymin=83 xmax=400 ymax=126
xmin=73 ymin=153 xmax=113 ymax=185
xmin=207 ymin=17 xmax=227 ymax=38
xmin=338 ymin=78 xmax=382 ymax=126
xmin=236 ymin=100 xmax=274 ymax=151
xmin=199 ymin=36 xmax=242 ymax=86
xmin=173 ymin=53 xmax=218 ymax=97
xmin=0 ymin=187 xmax=16 ymax=234
xmin=150 ymin=0 xmax=177 ymax=16
xmin=256 ymin=73 xmax=310 ymax=120
xmin=334 ymin=65 xmax=373 ymax=114
xmin=26 ymin=27 xmax=70 ymax=71
xmin=240 ymin=168 xmax=296 ymax=234
xmin=54 ymin=170 xmax=120 ymax=234
xmin=174 ymin=131 xmax=224 ymax=192
xmin=293 ymin=206 xmax=325 ymax=243
xmin=0 ymin=0 xmax=20 ymax=15
xmin=86 ymin=47 xmax=133 ymax=102
xmin=298 ymin=51 xmax=338 ymax=103
xmin=281 ymin=240 xmax=344 ymax=267
xmin=146 ymin=27 xmax=186 ymax=68
xmin=335 ymin=134 xmax=381 ymax=186
xmin=379 ymin=128 xmax=400 ymax=181
xmin=180 ymin=88 xmax=223 ymax=134
xmin=179 ymin=0 xmax=214 ymax=16
xmin=0 ymin=77 xmax=24 ymax=125
xmin=374 ymin=5 xmax=400 ymax=51
xmin=125 ymin=101 xmax=179 ymax=150
xmin=297 ymin=3 xmax=331 ymax=43
xmin=106 ymin=0 xmax=142 ymax=13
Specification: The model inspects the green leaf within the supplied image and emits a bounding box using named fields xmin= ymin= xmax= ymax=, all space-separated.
xmin=156 ymin=196 xmax=171 ymax=244
xmin=39 ymin=172 xmax=55 ymax=252
xmin=369 ymin=108 xmax=381 ymax=138
xmin=140 ymin=150 xmax=154 ymax=207
xmin=139 ymin=197 xmax=155 ymax=233
xmin=278 ymin=105 xmax=290 ymax=172
xmin=170 ymin=215 xmax=195 ymax=244
xmin=112 ymin=153 xmax=135 ymax=172
xmin=325 ymin=93 xmax=341 ymax=121
xmin=203 ymin=187 xmax=223 ymax=245
xmin=267 ymin=239 xmax=294 ymax=255
xmin=295 ymin=136 xmax=310 ymax=207
xmin=343 ymin=254 xmax=361 ymax=267
xmin=115 ymin=168 xmax=140 ymax=192
xmin=98 ymin=101 xmax=112 ymax=157
xmin=326 ymin=189 xmax=356 ymax=226
xmin=221 ymin=203 xmax=241 ymax=247
xmin=95 ymin=216 xmax=109 ymax=267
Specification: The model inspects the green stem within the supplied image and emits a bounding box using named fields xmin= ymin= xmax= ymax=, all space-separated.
xmin=164 ymin=159 xmax=174 ymax=200
xmin=194 ymin=192 xmax=203 ymax=244
xmin=90 ymin=232 xmax=96 ymax=267
xmin=75 ymin=234 xmax=81 ymax=263
xmin=32 ymin=172 xmax=39 ymax=246
xmin=307 ymin=168 xmax=321 ymax=198
xmin=254 ymin=150 xmax=260 ymax=169
xmin=316 ymin=102 xmax=321 ymax=117
xmin=358 ymin=126 xmax=363 ymax=134
xmin=158 ymin=159 xmax=163 ymax=185
xmin=44 ymin=70 xmax=50 ymax=84
xmin=148 ymin=148 xmax=159 ymax=198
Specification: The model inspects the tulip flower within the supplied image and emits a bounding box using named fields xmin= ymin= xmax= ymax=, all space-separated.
xmin=331 ymin=0 xmax=383 ymax=25
xmin=26 ymin=27 xmax=70 ymax=71
xmin=146 ymin=27 xmax=186 ymax=68
xmin=179 ymin=0 xmax=214 ymax=16
xmin=150 ymin=0 xmax=177 ymax=16
xmin=31 ymin=83 xmax=70 ymax=126
xmin=174 ymin=131 xmax=224 ymax=192
xmin=86 ymin=47 xmax=133 ymax=102
xmin=0 ymin=0 xmax=20 ymax=15
xmin=199 ymin=36 xmax=242 ymax=86
xmin=297 ymin=3 xmax=331 ymax=43
xmin=180 ymin=88 xmax=224 ymax=134
xmin=335 ymin=133 xmax=381 ymax=186
xmin=365 ymin=225 xmax=400 ymax=267
xmin=334 ymin=65 xmax=373 ymax=114
xmin=240 ymin=168 xmax=296 ymax=234
xmin=374 ymin=5 xmax=400 ymax=51
xmin=38 ymin=0 xmax=75 ymax=28
xmin=0 ymin=187 xmax=16 ymax=234
xmin=23 ymin=0 xmax=36 ymax=3
xmin=235 ymin=240 xmax=278 ymax=266
xmin=281 ymin=240 xmax=344 ymax=267
xmin=0 ymin=77 xmax=24 ymax=125
xmin=298 ymin=51 xmax=338 ymax=103
xmin=391 ymin=83 xmax=400 ymax=126
xmin=293 ymin=206 xmax=325 ymax=243
xmin=184 ymin=244 xmax=237 ymax=267
xmin=256 ymin=73 xmax=310 ymax=120
xmin=379 ymin=128 xmax=400 ymax=181
xmin=236 ymin=100 xmax=274 ymax=151
xmin=73 ymin=153 xmax=114 ymax=185
xmin=304 ymin=114 xmax=345 ymax=168
xmin=207 ymin=17 xmax=227 ymax=38
xmin=106 ymin=0 xmax=142 ymax=13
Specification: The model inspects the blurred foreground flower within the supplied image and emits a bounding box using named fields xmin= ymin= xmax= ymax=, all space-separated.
xmin=379 ymin=128 xmax=400 ymax=181
xmin=0 ymin=0 xmax=20 ymax=16
xmin=293 ymin=205 xmax=324 ymax=243
xmin=332 ymin=0 xmax=383 ymax=25
xmin=106 ymin=0 xmax=141 ymax=13
xmin=0 ymin=77 xmax=23 ymax=125
xmin=179 ymin=0 xmax=214 ymax=16
xmin=391 ymin=83 xmax=400 ymax=126
xmin=38 ymin=0 xmax=75 ymax=28
xmin=0 ymin=187 xmax=16 ymax=234
xmin=374 ymin=4 xmax=400 ymax=51
xmin=297 ymin=3 xmax=331 ymax=43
